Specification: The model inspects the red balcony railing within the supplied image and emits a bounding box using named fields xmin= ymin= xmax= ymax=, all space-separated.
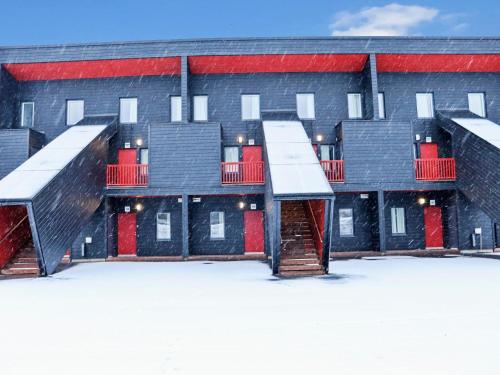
xmin=320 ymin=160 xmax=344 ymax=182
xmin=415 ymin=158 xmax=456 ymax=181
xmin=107 ymin=164 xmax=148 ymax=187
xmin=221 ymin=162 xmax=264 ymax=185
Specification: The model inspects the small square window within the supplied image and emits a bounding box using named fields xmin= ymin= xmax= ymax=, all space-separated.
xmin=391 ymin=207 xmax=406 ymax=235
xmin=378 ymin=93 xmax=386 ymax=119
xmin=170 ymin=96 xmax=182 ymax=122
xmin=241 ymin=94 xmax=260 ymax=120
xmin=157 ymin=213 xmax=171 ymax=240
xmin=21 ymin=102 xmax=35 ymax=128
xmin=120 ymin=98 xmax=138 ymax=124
xmin=347 ymin=93 xmax=363 ymax=119
xmin=193 ymin=95 xmax=208 ymax=121
xmin=66 ymin=100 xmax=84 ymax=126
xmin=468 ymin=93 xmax=486 ymax=118
xmin=339 ymin=208 xmax=354 ymax=237
xmin=416 ymin=93 xmax=434 ymax=119
xmin=210 ymin=211 xmax=225 ymax=239
xmin=296 ymin=93 xmax=315 ymax=119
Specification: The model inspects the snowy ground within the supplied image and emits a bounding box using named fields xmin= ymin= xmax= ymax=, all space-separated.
xmin=0 ymin=256 xmax=499 ymax=375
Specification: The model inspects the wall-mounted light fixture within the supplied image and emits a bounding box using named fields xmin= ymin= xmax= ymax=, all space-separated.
xmin=136 ymin=138 xmax=143 ymax=147
xmin=237 ymin=135 xmax=244 ymax=144
xmin=135 ymin=203 xmax=144 ymax=211
xmin=316 ymin=134 xmax=324 ymax=142
xmin=238 ymin=201 xmax=246 ymax=209
xmin=417 ymin=197 xmax=426 ymax=205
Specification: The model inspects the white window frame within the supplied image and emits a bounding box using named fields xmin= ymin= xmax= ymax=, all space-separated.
xmin=416 ymin=93 xmax=434 ymax=119
xmin=320 ymin=145 xmax=334 ymax=161
xmin=296 ymin=93 xmax=315 ymax=120
xmin=66 ymin=99 xmax=84 ymax=126
xmin=170 ymin=96 xmax=182 ymax=122
xmin=339 ymin=208 xmax=354 ymax=237
xmin=210 ymin=211 xmax=225 ymax=240
xmin=156 ymin=212 xmax=171 ymax=241
xmin=391 ymin=207 xmax=406 ymax=235
xmin=193 ymin=95 xmax=208 ymax=122
xmin=241 ymin=94 xmax=261 ymax=120
xmin=21 ymin=102 xmax=35 ymax=128
xmin=468 ymin=92 xmax=486 ymax=118
xmin=378 ymin=93 xmax=386 ymax=119
xmin=140 ymin=149 xmax=149 ymax=165
xmin=224 ymin=146 xmax=239 ymax=173
xmin=119 ymin=97 xmax=138 ymax=124
xmin=347 ymin=93 xmax=363 ymax=119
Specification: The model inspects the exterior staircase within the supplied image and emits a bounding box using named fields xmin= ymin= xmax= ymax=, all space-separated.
xmin=1 ymin=245 xmax=39 ymax=277
xmin=280 ymin=201 xmax=325 ymax=277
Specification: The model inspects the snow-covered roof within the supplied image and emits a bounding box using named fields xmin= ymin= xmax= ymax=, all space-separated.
xmin=0 ymin=125 xmax=107 ymax=200
xmin=263 ymin=121 xmax=333 ymax=196
xmin=451 ymin=118 xmax=500 ymax=149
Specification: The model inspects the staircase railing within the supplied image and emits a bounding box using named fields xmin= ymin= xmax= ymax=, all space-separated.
xmin=305 ymin=201 xmax=324 ymax=261
xmin=0 ymin=215 xmax=30 ymax=269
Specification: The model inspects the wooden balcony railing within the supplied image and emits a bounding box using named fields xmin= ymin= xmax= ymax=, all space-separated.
xmin=415 ymin=158 xmax=456 ymax=181
xmin=107 ymin=164 xmax=148 ymax=187
xmin=320 ymin=160 xmax=344 ymax=182
xmin=221 ymin=162 xmax=264 ymax=185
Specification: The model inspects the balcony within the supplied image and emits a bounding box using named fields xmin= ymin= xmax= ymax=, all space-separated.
xmin=107 ymin=164 xmax=148 ymax=187
xmin=415 ymin=158 xmax=456 ymax=181
xmin=320 ymin=160 xmax=344 ymax=182
xmin=221 ymin=162 xmax=264 ymax=185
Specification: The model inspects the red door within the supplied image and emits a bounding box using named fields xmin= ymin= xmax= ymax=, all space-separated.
xmin=242 ymin=146 xmax=263 ymax=183
xmin=118 ymin=149 xmax=138 ymax=185
xmin=420 ymin=143 xmax=438 ymax=159
xmin=424 ymin=206 xmax=444 ymax=248
xmin=244 ymin=210 xmax=264 ymax=253
xmin=117 ymin=213 xmax=137 ymax=255
xmin=118 ymin=149 xmax=137 ymax=164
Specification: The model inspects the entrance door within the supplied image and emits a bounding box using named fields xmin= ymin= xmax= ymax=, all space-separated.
xmin=244 ymin=210 xmax=264 ymax=253
xmin=118 ymin=149 xmax=137 ymax=164
xmin=420 ymin=143 xmax=438 ymax=159
xmin=424 ymin=206 xmax=444 ymax=248
xmin=117 ymin=213 xmax=137 ymax=255
xmin=242 ymin=146 xmax=263 ymax=183
xmin=118 ymin=149 xmax=138 ymax=185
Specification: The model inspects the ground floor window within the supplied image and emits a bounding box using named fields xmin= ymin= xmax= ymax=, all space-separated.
xmin=210 ymin=211 xmax=225 ymax=239
xmin=156 ymin=213 xmax=171 ymax=240
xmin=339 ymin=208 xmax=354 ymax=236
xmin=391 ymin=207 xmax=406 ymax=235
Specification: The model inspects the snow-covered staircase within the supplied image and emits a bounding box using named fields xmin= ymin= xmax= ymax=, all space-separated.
xmin=279 ymin=201 xmax=324 ymax=277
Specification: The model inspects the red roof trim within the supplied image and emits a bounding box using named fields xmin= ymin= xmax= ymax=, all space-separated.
xmin=377 ymin=54 xmax=500 ymax=73
xmin=188 ymin=54 xmax=368 ymax=74
xmin=3 ymin=57 xmax=181 ymax=81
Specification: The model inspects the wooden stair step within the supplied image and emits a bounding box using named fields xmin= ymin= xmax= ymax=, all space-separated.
xmin=279 ymin=264 xmax=322 ymax=272
xmin=279 ymin=269 xmax=325 ymax=277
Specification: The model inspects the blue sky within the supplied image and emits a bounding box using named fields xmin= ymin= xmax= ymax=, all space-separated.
xmin=0 ymin=0 xmax=498 ymax=46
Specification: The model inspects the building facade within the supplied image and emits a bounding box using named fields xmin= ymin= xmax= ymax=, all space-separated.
xmin=0 ymin=37 xmax=499 ymax=276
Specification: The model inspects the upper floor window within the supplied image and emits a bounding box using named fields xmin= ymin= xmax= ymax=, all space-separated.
xmin=156 ymin=212 xmax=171 ymax=241
xmin=241 ymin=94 xmax=260 ymax=120
xmin=296 ymin=93 xmax=315 ymax=120
xmin=170 ymin=96 xmax=182 ymax=122
xmin=193 ymin=95 xmax=208 ymax=122
xmin=378 ymin=93 xmax=386 ymax=119
xmin=347 ymin=93 xmax=362 ymax=119
xmin=210 ymin=211 xmax=225 ymax=239
xmin=140 ymin=149 xmax=149 ymax=164
xmin=120 ymin=98 xmax=138 ymax=124
xmin=416 ymin=93 xmax=434 ymax=119
xmin=339 ymin=208 xmax=354 ymax=237
xmin=66 ymin=99 xmax=84 ymax=126
xmin=468 ymin=93 xmax=486 ymax=118
xmin=391 ymin=207 xmax=406 ymax=235
xmin=21 ymin=102 xmax=34 ymax=128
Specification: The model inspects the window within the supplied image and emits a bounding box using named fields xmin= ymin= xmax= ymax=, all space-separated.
xmin=193 ymin=95 xmax=208 ymax=121
xmin=378 ymin=93 xmax=386 ymax=119
xmin=391 ymin=207 xmax=406 ymax=235
xmin=21 ymin=102 xmax=34 ymax=128
xmin=339 ymin=208 xmax=354 ymax=237
xmin=170 ymin=96 xmax=182 ymax=122
xmin=320 ymin=145 xmax=334 ymax=160
xmin=140 ymin=149 xmax=149 ymax=164
xmin=347 ymin=93 xmax=363 ymax=119
xmin=66 ymin=100 xmax=84 ymax=126
xmin=416 ymin=93 xmax=434 ymax=118
xmin=468 ymin=93 xmax=486 ymax=118
xmin=210 ymin=211 xmax=225 ymax=239
xmin=224 ymin=146 xmax=239 ymax=173
xmin=241 ymin=94 xmax=260 ymax=120
xmin=156 ymin=213 xmax=171 ymax=240
xmin=120 ymin=98 xmax=138 ymax=124
xmin=296 ymin=93 xmax=315 ymax=119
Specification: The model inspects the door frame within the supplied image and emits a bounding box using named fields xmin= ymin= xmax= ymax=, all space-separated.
xmin=423 ymin=206 xmax=444 ymax=249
